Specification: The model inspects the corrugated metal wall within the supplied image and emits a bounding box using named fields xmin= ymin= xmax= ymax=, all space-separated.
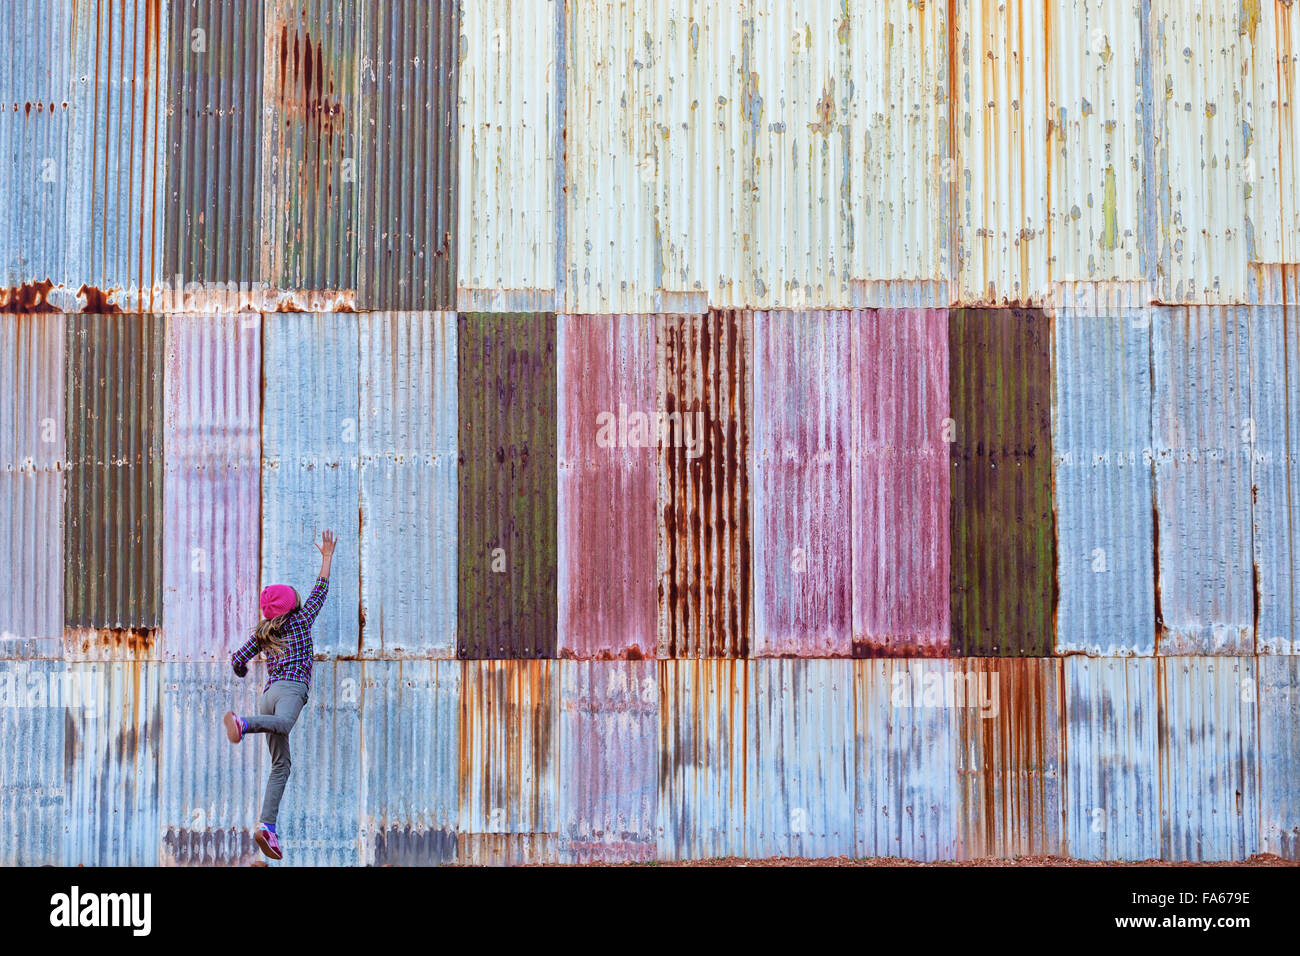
xmin=557 ymin=314 xmax=658 ymax=659
xmin=657 ymin=310 xmax=752 ymax=658
xmin=64 ymin=313 xmax=165 ymax=635
xmin=0 ymin=315 xmax=64 ymax=654
xmin=3 ymin=1 xmax=1299 ymax=867
xmin=457 ymin=312 xmax=557 ymax=659
xmin=949 ymin=309 xmax=1056 ymax=655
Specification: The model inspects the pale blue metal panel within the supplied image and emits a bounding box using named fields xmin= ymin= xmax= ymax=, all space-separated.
xmin=261 ymin=313 xmax=360 ymax=658
xmin=358 ymin=313 xmax=457 ymax=658
xmin=1258 ymin=656 xmax=1300 ymax=859
xmin=1054 ymin=308 xmax=1156 ymax=655
xmin=0 ymin=0 xmax=78 ymax=296
xmin=361 ymin=660 xmax=460 ymax=865
xmin=1158 ymin=657 xmax=1259 ymax=861
xmin=158 ymin=661 xmax=266 ymax=865
xmin=64 ymin=662 xmax=162 ymax=865
xmin=1151 ymin=307 xmax=1254 ymax=654
xmin=1250 ymin=300 xmax=1298 ymax=655
xmin=744 ymin=660 xmax=856 ymax=857
xmin=276 ymin=660 xmax=363 ymax=867
xmin=854 ymin=659 xmax=960 ymax=861
xmin=558 ymin=660 xmax=658 ymax=863
xmin=0 ymin=660 xmax=68 ymax=865
xmin=1062 ymin=657 xmax=1160 ymax=860
xmin=657 ymin=660 xmax=747 ymax=860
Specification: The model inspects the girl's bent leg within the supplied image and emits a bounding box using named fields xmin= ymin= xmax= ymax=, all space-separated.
xmin=242 ymin=681 xmax=308 ymax=736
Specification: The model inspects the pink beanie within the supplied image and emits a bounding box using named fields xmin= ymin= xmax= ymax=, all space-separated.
xmin=260 ymin=585 xmax=298 ymax=620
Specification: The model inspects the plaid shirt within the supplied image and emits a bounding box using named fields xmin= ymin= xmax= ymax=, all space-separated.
xmin=232 ymin=577 xmax=329 ymax=692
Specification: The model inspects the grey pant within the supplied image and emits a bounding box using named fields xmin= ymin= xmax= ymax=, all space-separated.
xmin=242 ymin=680 xmax=308 ymax=826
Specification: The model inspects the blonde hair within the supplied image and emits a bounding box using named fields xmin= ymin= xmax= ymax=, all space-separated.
xmin=254 ymin=588 xmax=300 ymax=659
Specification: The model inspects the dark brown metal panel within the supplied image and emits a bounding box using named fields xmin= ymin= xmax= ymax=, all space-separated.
xmin=949 ymin=308 xmax=1056 ymax=656
xmin=656 ymin=310 xmax=751 ymax=658
xmin=164 ymin=0 xmax=265 ymax=285
xmin=457 ymin=312 xmax=558 ymax=659
xmin=356 ymin=0 xmax=458 ymax=309
xmin=64 ymin=313 xmax=164 ymax=630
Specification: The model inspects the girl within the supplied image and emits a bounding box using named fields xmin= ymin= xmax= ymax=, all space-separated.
xmin=223 ymin=529 xmax=337 ymax=861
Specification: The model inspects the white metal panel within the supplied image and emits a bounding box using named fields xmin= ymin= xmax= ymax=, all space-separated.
xmin=955 ymin=0 xmax=1051 ymax=303
xmin=1048 ymin=0 xmax=1146 ymax=282
xmin=457 ymin=0 xmax=557 ymax=303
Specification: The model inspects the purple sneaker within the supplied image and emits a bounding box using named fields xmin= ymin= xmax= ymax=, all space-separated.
xmin=223 ymin=711 xmax=245 ymax=743
xmin=255 ymin=824 xmax=283 ymax=861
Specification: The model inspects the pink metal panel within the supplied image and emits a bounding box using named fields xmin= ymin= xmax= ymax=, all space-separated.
xmin=162 ymin=315 xmax=261 ymax=661
xmin=752 ymin=311 xmax=852 ymax=656
xmin=557 ymin=315 xmax=658 ymax=659
xmin=850 ymin=308 xmax=950 ymax=656
xmin=558 ymin=660 xmax=658 ymax=862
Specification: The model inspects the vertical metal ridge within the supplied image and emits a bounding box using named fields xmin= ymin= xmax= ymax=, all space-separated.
xmin=949 ymin=308 xmax=1056 ymax=656
xmin=457 ymin=312 xmax=558 ymax=659
xmin=64 ymin=313 xmax=164 ymax=635
xmin=656 ymin=310 xmax=752 ymax=658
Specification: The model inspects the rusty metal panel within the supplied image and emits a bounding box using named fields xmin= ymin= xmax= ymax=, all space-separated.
xmin=1151 ymin=306 xmax=1255 ymax=654
xmin=359 ymin=312 xmax=457 ymax=658
xmin=259 ymin=0 xmax=360 ymax=304
xmin=356 ymin=0 xmax=458 ymax=310
xmin=854 ymin=660 xmax=960 ymax=860
xmin=457 ymin=312 xmax=557 ymax=659
xmin=274 ymin=660 xmax=363 ymax=866
xmin=657 ymin=311 xmax=751 ymax=658
xmin=1251 ymin=3 xmax=1300 ymax=265
xmin=557 ymin=315 xmax=657 ymax=659
xmin=847 ymin=0 xmax=951 ymax=286
xmin=1259 ymin=655 xmax=1300 ymax=858
xmin=954 ymin=0 xmax=1050 ymax=303
xmin=744 ymin=660 xmax=856 ymax=858
xmin=1251 ymin=296 xmax=1298 ymax=655
xmin=0 ymin=0 xmax=78 ymax=297
xmin=456 ymin=0 xmax=557 ymax=308
xmin=261 ymin=313 xmax=360 ymax=658
xmin=948 ymin=309 xmax=1056 ymax=656
xmin=64 ymin=313 xmax=164 ymax=634
xmin=361 ymin=660 xmax=459 ymax=865
xmin=64 ymin=661 xmax=162 ymax=865
xmin=752 ymin=311 xmax=851 ymax=657
xmin=1158 ymin=657 xmax=1260 ymax=861
xmin=158 ymin=660 xmax=265 ymax=865
xmin=0 ymin=660 xmax=69 ymax=865
xmin=1048 ymin=0 xmax=1147 ymax=283
xmin=0 ymin=314 xmax=64 ymax=652
xmin=1061 ymin=657 xmax=1160 ymax=860
xmin=955 ymin=658 xmax=1063 ymax=859
xmin=164 ymin=1 xmax=265 ymax=294
xmin=161 ymin=314 xmax=261 ymax=661
xmin=72 ymin=0 xmax=171 ymax=308
xmin=851 ymin=308 xmax=950 ymax=657
xmin=1151 ymin=1 xmax=1252 ymax=302
xmin=558 ymin=660 xmax=658 ymax=863
xmin=1054 ymin=307 xmax=1157 ymax=656
xmin=656 ymin=659 xmax=748 ymax=860
xmin=458 ymin=660 xmax=557 ymax=837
